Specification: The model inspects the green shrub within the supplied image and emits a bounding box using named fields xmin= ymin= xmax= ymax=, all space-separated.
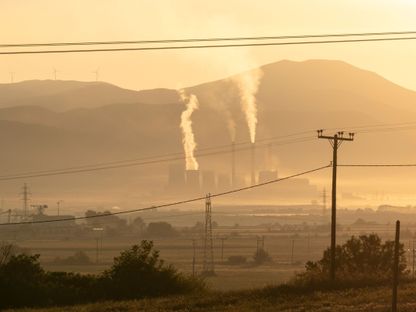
xmin=295 ymin=234 xmax=407 ymax=286
xmin=103 ymin=240 xmax=202 ymax=299
xmin=0 ymin=240 xmax=204 ymax=309
xmin=0 ymin=253 xmax=46 ymax=308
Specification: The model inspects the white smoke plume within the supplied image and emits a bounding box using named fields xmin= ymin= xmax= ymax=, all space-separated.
xmin=233 ymin=68 xmax=263 ymax=143
xmin=179 ymin=90 xmax=199 ymax=170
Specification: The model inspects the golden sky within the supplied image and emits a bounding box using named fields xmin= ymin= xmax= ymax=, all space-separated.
xmin=0 ymin=0 xmax=416 ymax=91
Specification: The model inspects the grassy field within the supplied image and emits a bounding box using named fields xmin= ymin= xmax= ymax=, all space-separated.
xmin=7 ymin=281 xmax=416 ymax=311
xmin=15 ymin=232 xmax=330 ymax=290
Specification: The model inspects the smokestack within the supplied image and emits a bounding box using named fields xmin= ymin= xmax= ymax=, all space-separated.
xmin=251 ymin=143 xmax=255 ymax=185
xmin=231 ymin=142 xmax=236 ymax=188
xmin=267 ymin=143 xmax=272 ymax=169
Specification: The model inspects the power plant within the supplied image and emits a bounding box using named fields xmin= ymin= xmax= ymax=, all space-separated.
xmin=165 ymin=140 xmax=316 ymax=200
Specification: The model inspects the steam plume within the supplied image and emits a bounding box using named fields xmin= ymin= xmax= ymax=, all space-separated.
xmin=179 ymin=90 xmax=199 ymax=170
xmin=233 ymin=68 xmax=263 ymax=143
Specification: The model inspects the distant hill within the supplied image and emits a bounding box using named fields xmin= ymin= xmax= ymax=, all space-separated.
xmin=1 ymin=59 xmax=416 ymax=204
xmin=0 ymin=80 xmax=179 ymax=111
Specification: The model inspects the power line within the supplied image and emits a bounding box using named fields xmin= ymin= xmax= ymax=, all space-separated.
xmin=0 ymin=130 xmax=314 ymax=177
xmin=3 ymin=119 xmax=416 ymax=181
xmin=1 ymin=36 xmax=416 ymax=55
xmin=0 ymin=164 xmax=330 ymax=226
xmin=0 ymin=131 xmax=312 ymax=178
xmin=0 ymin=136 xmax=315 ymax=181
xmin=2 ymin=31 xmax=416 ymax=48
xmin=339 ymin=164 xmax=416 ymax=167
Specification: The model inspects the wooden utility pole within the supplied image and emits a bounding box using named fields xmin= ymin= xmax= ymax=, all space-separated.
xmin=291 ymin=239 xmax=295 ymax=264
xmin=317 ymin=130 xmax=354 ymax=281
xmin=202 ymin=194 xmax=215 ymax=275
xmin=413 ymin=239 xmax=415 ymax=279
xmin=392 ymin=220 xmax=400 ymax=312
xmin=219 ymin=237 xmax=227 ymax=262
xmin=192 ymin=239 xmax=196 ymax=277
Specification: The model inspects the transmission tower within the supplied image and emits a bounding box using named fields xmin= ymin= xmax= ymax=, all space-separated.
xmin=202 ymin=193 xmax=215 ymax=276
xmin=21 ymin=183 xmax=31 ymax=219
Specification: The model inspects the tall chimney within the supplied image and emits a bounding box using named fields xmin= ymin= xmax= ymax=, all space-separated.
xmin=231 ymin=142 xmax=236 ymax=188
xmin=251 ymin=143 xmax=255 ymax=185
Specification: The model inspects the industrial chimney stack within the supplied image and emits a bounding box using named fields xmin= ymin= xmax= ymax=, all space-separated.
xmin=251 ymin=143 xmax=255 ymax=185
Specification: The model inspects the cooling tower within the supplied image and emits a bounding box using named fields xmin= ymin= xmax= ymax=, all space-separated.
xmin=202 ymin=170 xmax=216 ymax=192
xmin=168 ymin=163 xmax=185 ymax=189
xmin=186 ymin=170 xmax=200 ymax=192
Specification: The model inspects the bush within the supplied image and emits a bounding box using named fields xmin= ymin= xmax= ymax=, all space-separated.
xmin=146 ymin=222 xmax=178 ymax=237
xmin=296 ymin=234 xmax=407 ymax=286
xmin=0 ymin=240 xmax=204 ymax=309
xmin=103 ymin=240 xmax=202 ymax=299
xmin=0 ymin=253 xmax=46 ymax=308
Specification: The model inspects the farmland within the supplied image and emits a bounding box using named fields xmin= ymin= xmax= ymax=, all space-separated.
xmin=11 ymin=218 xmax=411 ymax=291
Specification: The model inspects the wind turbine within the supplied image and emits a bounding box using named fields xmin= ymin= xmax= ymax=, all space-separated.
xmin=92 ymin=67 xmax=100 ymax=82
xmin=53 ymin=67 xmax=59 ymax=80
xmin=9 ymin=72 xmax=15 ymax=83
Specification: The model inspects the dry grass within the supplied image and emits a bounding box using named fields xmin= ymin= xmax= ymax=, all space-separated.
xmin=7 ymin=281 xmax=416 ymax=312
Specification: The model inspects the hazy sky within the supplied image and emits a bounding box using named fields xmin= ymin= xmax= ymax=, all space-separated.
xmin=1 ymin=1 xmax=416 ymax=91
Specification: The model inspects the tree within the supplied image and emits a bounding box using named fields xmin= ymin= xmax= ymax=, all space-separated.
xmin=0 ymin=253 xmax=45 ymax=308
xmin=131 ymin=216 xmax=146 ymax=233
xmin=146 ymin=222 xmax=178 ymax=237
xmin=301 ymin=234 xmax=407 ymax=282
xmin=103 ymin=240 xmax=200 ymax=299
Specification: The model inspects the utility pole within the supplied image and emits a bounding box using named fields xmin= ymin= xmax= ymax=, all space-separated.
xmin=291 ymin=239 xmax=295 ymax=265
xmin=202 ymin=193 xmax=215 ymax=276
xmin=392 ymin=220 xmax=400 ymax=312
xmin=413 ymin=239 xmax=415 ymax=280
xmin=317 ymin=130 xmax=354 ymax=281
xmin=219 ymin=237 xmax=227 ymax=262
xmin=231 ymin=142 xmax=235 ymax=188
xmin=192 ymin=239 xmax=196 ymax=277
xmin=21 ymin=183 xmax=31 ymax=219
xmin=57 ymin=200 xmax=63 ymax=216
xmin=93 ymin=227 xmax=104 ymax=264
